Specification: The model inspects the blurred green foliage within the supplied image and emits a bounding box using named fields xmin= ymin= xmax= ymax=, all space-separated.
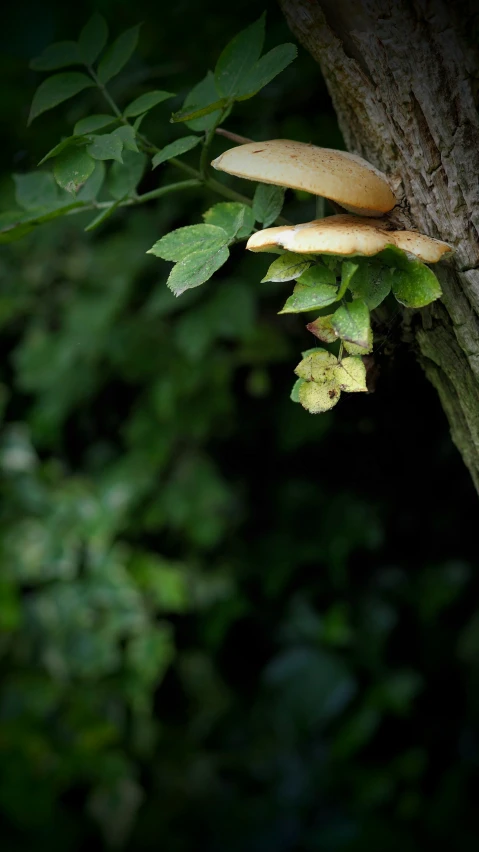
xmin=1 ymin=2 xmax=479 ymax=851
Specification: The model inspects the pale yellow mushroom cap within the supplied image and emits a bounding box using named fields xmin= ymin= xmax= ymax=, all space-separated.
xmin=246 ymin=214 xmax=453 ymax=263
xmin=211 ymin=140 xmax=396 ymax=217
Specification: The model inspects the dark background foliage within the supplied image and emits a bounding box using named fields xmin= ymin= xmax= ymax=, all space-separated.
xmin=0 ymin=1 xmax=478 ymax=850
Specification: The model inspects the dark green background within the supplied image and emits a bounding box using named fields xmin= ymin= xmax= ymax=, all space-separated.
xmin=1 ymin=1 xmax=478 ymax=850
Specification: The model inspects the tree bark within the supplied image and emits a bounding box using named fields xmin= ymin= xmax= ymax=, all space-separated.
xmin=279 ymin=0 xmax=479 ymax=491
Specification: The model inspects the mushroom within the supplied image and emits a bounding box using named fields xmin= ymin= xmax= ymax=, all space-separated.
xmin=246 ymin=214 xmax=452 ymax=263
xmin=211 ymin=139 xmax=396 ymax=217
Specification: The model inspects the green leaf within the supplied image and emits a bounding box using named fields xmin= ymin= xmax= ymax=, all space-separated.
xmin=85 ymin=198 xmax=123 ymax=232
xmin=349 ymin=258 xmax=393 ymax=309
xmin=78 ymin=12 xmax=109 ymax=65
xmin=39 ymin=135 xmax=90 ymax=165
xmin=236 ymin=43 xmax=298 ymax=100
xmin=298 ymin=263 xmax=337 ymax=287
xmin=113 ymin=125 xmax=139 ymax=152
xmin=74 ymin=114 xmax=118 ymax=135
xmin=279 ymin=283 xmax=338 ymax=314
xmin=182 ymin=71 xmax=224 ymax=132
xmin=331 ymin=299 xmax=371 ymax=349
xmin=28 ymin=72 xmax=96 ymax=124
xmin=76 ymin=160 xmax=106 ymax=201
xmin=299 ymin=380 xmax=341 ymax=413
xmin=335 ymin=357 xmax=368 ymax=392
xmin=214 ymin=14 xmax=265 ymax=98
xmin=253 ymin=184 xmax=285 ymax=228
xmin=170 ymin=99 xmax=228 ymax=124
xmin=305 ymin=314 xmax=338 ymax=343
xmin=378 ymin=247 xmax=442 ymax=308
xmin=166 ymin=245 xmax=230 ymax=296
xmin=148 ymin=224 xmax=228 ymax=262
xmin=30 ymin=41 xmax=81 ymax=71
xmin=124 ymin=90 xmax=174 ymax=117
xmin=87 ymin=132 xmax=123 ymax=162
xmin=152 ymin=136 xmax=200 ymax=168
xmin=107 ymin=151 xmax=147 ymax=200
xmin=203 ymin=202 xmax=255 ymax=240
xmin=0 ymin=202 xmax=86 ymax=243
xmin=97 ymin=24 xmax=141 ymax=84
xmin=261 ymin=252 xmax=312 ymax=283
xmin=337 ymin=261 xmax=359 ymax=300
xmin=53 ymin=147 xmax=96 ymax=193
xmin=13 ymin=172 xmax=59 ymax=210
xmin=290 ymin=378 xmax=306 ymax=403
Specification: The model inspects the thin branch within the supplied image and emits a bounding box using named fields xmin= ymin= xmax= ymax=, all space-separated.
xmin=88 ymin=66 xmax=127 ymax=122
xmin=215 ymin=128 xmax=254 ymax=145
xmin=65 ymin=179 xmax=201 ymax=220
xmin=85 ymin=75 xmax=290 ymax=222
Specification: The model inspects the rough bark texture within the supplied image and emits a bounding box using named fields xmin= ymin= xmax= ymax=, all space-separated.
xmin=279 ymin=0 xmax=479 ymax=490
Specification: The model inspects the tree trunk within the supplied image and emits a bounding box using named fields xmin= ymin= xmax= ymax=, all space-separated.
xmin=279 ymin=0 xmax=479 ymax=491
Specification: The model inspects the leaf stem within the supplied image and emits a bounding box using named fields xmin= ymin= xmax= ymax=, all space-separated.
xmin=65 ymin=179 xmax=201 ymax=222
xmin=88 ymin=66 xmax=128 ymax=123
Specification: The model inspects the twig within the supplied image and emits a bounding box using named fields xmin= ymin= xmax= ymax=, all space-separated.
xmin=215 ymin=128 xmax=254 ymax=145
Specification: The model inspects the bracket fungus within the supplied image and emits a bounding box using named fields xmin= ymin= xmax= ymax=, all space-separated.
xmin=246 ymin=214 xmax=453 ymax=264
xmin=211 ymin=139 xmax=396 ymax=217
xmin=210 ymin=137 xmax=453 ymax=416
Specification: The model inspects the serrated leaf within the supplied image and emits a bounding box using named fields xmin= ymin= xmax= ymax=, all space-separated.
xmin=331 ymin=299 xmax=371 ymax=348
xmin=343 ymin=329 xmax=373 ymax=355
xmin=377 ymin=247 xmax=442 ymax=308
xmin=87 ymin=132 xmax=123 ymax=162
xmin=298 ymin=263 xmax=337 ymax=287
xmin=299 ymin=380 xmax=341 ymax=413
xmin=148 ymin=224 xmax=228 ymax=262
xmin=74 ymin=114 xmax=118 ymax=135
xmin=183 ymin=72 xmax=224 ymax=132
xmin=166 ymin=245 xmax=230 ymax=296
xmin=337 ymin=260 xmax=359 ymax=300
xmin=30 ymin=41 xmax=80 ymax=71
xmin=107 ymin=150 xmax=147 ymax=200
xmin=203 ymin=202 xmax=255 ymax=240
xmin=306 ymin=314 xmax=338 ymax=343
xmin=124 ymin=90 xmax=174 ymax=117
xmin=335 ymin=357 xmax=368 ymax=392
xmin=28 ymin=72 xmax=96 ymax=124
xmin=236 ymin=43 xmax=298 ymax=100
xmin=13 ymin=172 xmax=59 ymax=210
xmin=261 ymin=252 xmax=312 ymax=283
xmin=214 ymin=14 xmax=265 ymax=98
xmin=291 ymin=378 xmax=306 ymax=403
xmin=152 ymin=136 xmax=200 ymax=168
xmin=113 ymin=125 xmax=139 ymax=152
xmin=76 ymin=160 xmax=106 ymax=201
xmin=53 ymin=147 xmax=96 ymax=193
xmin=253 ymin=184 xmax=285 ymax=228
xmin=170 ymin=99 xmax=228 ymax=124
xmin=39 ymin=135 xmax=90 ymax=165
xmin=301 ymin=347 xmax=322 ymax=358
xmin=280 ymin=283 xmax=338 ymax=314
xmin=295 ymin=349 xmax=338 ymax=382
xmin=349 ymin=258 xmax=393 ymax=309
xmin=85 ymin=198 xmax=123 ymax=232
xmin=97 ymin=24 xmax=141 ymax=84
xmin=78 ymin=12 xmax=109 ymax=65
